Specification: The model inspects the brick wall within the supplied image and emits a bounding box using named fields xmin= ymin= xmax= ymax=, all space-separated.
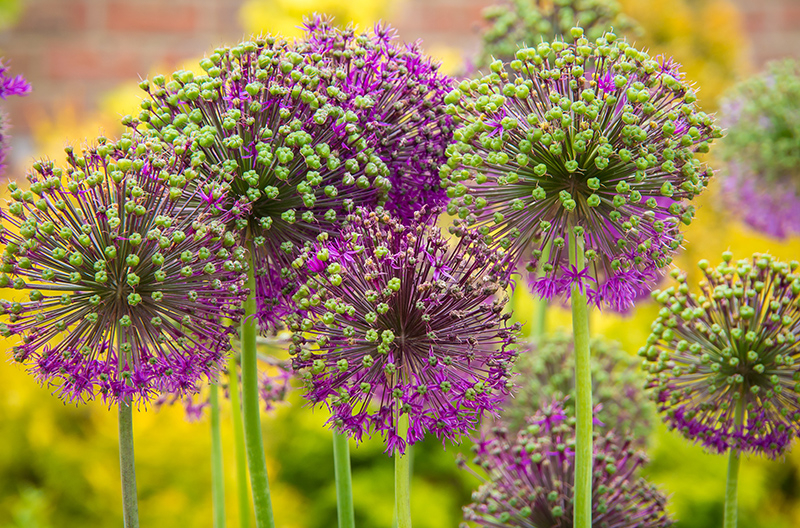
xmin=730 ymin=0 xmax=800 ymax=64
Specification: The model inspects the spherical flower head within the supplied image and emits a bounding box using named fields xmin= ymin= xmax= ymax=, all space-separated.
xmin=128 ymin=36 xmax=393 ymax=332
xmin=288 ymin=208 xmax=521 ymax=454
xmin=461 ymin=399 xmax=672 ymax=527
xmin=717 ymin=60 xmax=800 ymax=238
xmin=478 ymin=0 xmax=641 ymax=68
xmin=640 ymin=252 xmax=800 ymax=457
xmin=301 ymin=15 xmax=454 ymax=223
xmin=442 ymin=29 xmax=721 ymax=311
xmin=0 ymin=137 xmax=247 ymax=405
xmin=503 ymin=333 xmax=653 ymax=440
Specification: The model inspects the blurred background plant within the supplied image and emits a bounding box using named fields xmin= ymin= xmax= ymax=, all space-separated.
xmin=0 ymin=0 xmax=799 ymax=527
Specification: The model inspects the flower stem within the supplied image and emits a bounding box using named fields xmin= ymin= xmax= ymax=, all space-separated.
xmin=210 ymin=383 xmax=226 ymax=528
xmin=569 ymin=226 xmax=592 ymax=528
xmin=118 ymin=399 xmax=140 ymax=528
xmin=723 ymin=398 xmax=745 ymax=528
xmin=531 ymin=241 xmax=552 ymax=338
xmin=241 ymin=260 xmax=275 ymax=528
xmin=228 ymin=350 xmax=252 ymax=528
xmin=333 ymin=431 xmax=356 ymax=528
xmin=394 ymin=414 xmax=412 ymax=528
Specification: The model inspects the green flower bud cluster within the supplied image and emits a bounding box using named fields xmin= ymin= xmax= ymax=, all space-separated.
xmin=478 ymin=0 xmax=641 ymax=69
xmin=442 ymin=28 xmax=721 ymax=309
xmin=640 ymin=252 xmax=800 ymax=456
xmin=0 ymin=137 xmax=247 ymax=405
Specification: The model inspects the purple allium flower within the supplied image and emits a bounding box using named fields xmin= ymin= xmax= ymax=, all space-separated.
xmin=640 ymin=252 xmax=800 ymax=457
xmin=288 ymin=208 xmax=521 ymax=454
xmin=301 ymin=16 xmax=454 ymax=223
xmin=460 ymin=399 xmax=672 ymax=527
xmin=503 ymin=334 xmax=653 ymax=441
xmin=128 ymin=36 xmax=392 ymax=332
xmin=717 ymin=60 xmax=800 ymax=239
xmin=442 ymin=28 xmax=721 ymax=311
xmin=0 ymin=137 xmax=247 ymax=405
xmin=260 ymin=360 xmax=292 ymax=412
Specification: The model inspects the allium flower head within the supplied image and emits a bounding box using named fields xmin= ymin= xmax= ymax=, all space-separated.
xmin=640 ymin=252 xmax=800 ymax=457
xmin=301 ymin=15 xmax=454 ymax=222
xmin=0 ymin=137 xmax=247 ymax=405
xmin=288 ymin=208 xmax=521 ymax=454
xmin=442 ymin=28 xmax=721 ymax=311
xmin=503 ymin=333 xmax=653 ymax=440
xmin=717 ymin=60 xmax=800 ymax=238
xmin=479 ymin=0 xmax=640 ymax=68
xmin=0 ymin=60 xmax=31 ymax=100
xmin=129 ymin=35 xmax=393 ymax=331
xmin=461 ymin=399 xmax=672 ymax=527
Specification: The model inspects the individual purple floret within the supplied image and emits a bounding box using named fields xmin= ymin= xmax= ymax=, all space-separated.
xmin=288 ymin=208 xmax=520 ymax=454
xmin=442 ymin=28 xmax=721 ymax=311
xmin=0 ymin=60 xmax=31 ymax=99
xmin=0 ymin=137 xmax=247 ymax=406
xmin=460 ymin=399 xmax=673 ymax=527
xmin=302 ymin=16 xmax=454 ymax=223
xmin=640 ymin=252 xmax=800 ymax=457
xmin=129 ymin=36 xmax=392 ymax=333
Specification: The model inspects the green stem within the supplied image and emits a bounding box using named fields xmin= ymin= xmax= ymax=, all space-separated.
xmin=531 ymin=241 xmax=552 ymax=338
xmin=228 ymin=350 xmax=252 ymax=528
xmin=333 ymin=431 xmax=356 ymax=528
xmin=723 ymin=398 xmax=745 ymax=528
xmin=394 ymin=415 xmax=412 ymax=528
xmin=569 ymin=226 xmax=592 ymax=528
xmin=210 ymin=383 xmax=226 ymax=528
xmin=241 ymin=261 xmax=275 ymax=528
xmin=118 ymin=399 xmax=140 ymax=528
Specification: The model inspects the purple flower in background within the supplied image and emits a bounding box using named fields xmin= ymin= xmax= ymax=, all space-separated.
xmin=717 ymin=60 xmax=800 ymax=239
xmin=302 ymin=16 xmax=454 ymax=223
xmin=640 ymin=252 xmax=800 ymax=457
xmin=288 ymin=208 xmax=520 ymax=454
xmin=129 ymin=36 xmax=392 ymax=333
xmin=0 ymin=137 xmax=247 ymax=405
xmin=460 ymin=399 xmax=672 ymax=527
xmin=442 ymin=29 xmax=721 ymax=311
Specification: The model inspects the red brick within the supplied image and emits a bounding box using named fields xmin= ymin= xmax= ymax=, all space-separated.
xmin=46 ymin=43 xmax=141 ymax=81
xmin=105 ymin=2 xmax=198 ymax=33
xmin=16 ymin=0 xmax=87 ymax=32
xmin=781 ymin=6 xmax=800 ymax=30
xmin=740 ymin=10 xmax=767 ymax=32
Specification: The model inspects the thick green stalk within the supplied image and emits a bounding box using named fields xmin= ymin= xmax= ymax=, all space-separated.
xmin=394 ymin=415 xmax=412 ymax=528
xmin=210 ymin=383 xmax=226 ymax=528
xmin=118 ymin=399 xmax=140 ymax=528
xmin=569 ymin=227 xmax=592 ymax=528
xmin=333 ymin=431 xmax=356 ymax=528
xmin=117 ymin=330 xmax=140 ymax=528
xmin=241 ymin=261 xmax=275 ymax=528
xmin=723 ymin=398 xmax=745 ymax=528
xmin=228 ymin=350 xmax=252 ymax=528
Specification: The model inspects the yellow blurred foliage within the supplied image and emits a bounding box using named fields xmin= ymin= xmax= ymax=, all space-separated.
xmin=239 ymin=0 xmax=397 ymax=37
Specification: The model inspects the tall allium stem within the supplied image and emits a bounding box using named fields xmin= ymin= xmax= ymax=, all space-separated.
xmin=333 ymin=431 xmax=355 ymax=528
xmin=724 ymin=398 xmax=745 ymax=528
xmin=395 ymin=413 xmax=412 ymax=528
xmin=210 ymin=383 xmax=226 ymax=528
xmin=569 ymin=225 xmax=592 ymax=528
xmin=531 ymin=242 xmax=552 ymax=338
xmin=118 ymin=332 xmax=140 ymax=528
xmin=241 ymin=258 xmax=275 ymax=528
xmin=228 ymin=351 xmax=252 ymax=528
